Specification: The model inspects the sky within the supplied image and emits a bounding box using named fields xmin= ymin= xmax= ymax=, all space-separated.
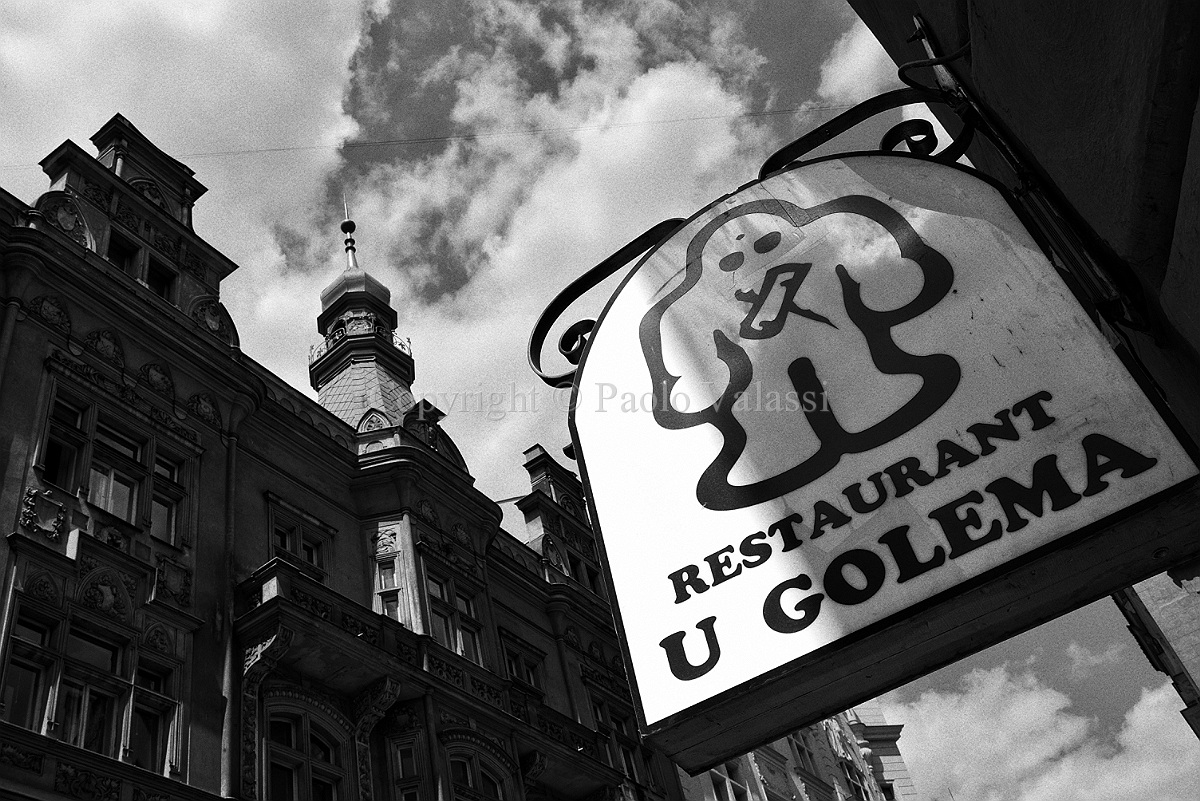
xmin=2 ymin=1 xmax=1198 ymax=799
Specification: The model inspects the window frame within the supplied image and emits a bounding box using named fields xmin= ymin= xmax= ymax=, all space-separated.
xmin=424 ymin=571 xmax=484 ymax=666
xmin=268 ymin=494 xmax=335 ymax=581
xmin=35 ymin=386 xmax=196 ymax=547
xmin=265 ymin=707 xmax=348 ymax=801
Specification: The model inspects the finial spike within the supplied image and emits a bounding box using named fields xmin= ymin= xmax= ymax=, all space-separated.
xmin=339 ymin=196 xmax=359 ymax=272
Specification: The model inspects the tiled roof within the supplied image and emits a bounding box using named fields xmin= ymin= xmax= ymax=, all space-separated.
xmin=317 ymin=357 xmax=415 ymax=428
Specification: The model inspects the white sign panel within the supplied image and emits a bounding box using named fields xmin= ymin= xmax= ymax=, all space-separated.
xmin=571 ymin=155 xmax=1197 ymax=731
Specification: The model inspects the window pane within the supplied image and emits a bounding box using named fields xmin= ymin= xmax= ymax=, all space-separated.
xmin=151 ymin=496 xmax=176 ymax=542
xmin=84 ymin=689 xmax=115 ymax=754
xmin=68 ymin=630 xmax=120 ymax=672
xmin=44 ymin=437 xmax=78 ymax=488
xmin=301 ymin=539 xmax=321 ymax=567
xmin=430 ymin=611 xmax=453 ymax=650
xmin=450 ymin=757 xmax=471 ymax=787
xmin=270 ymin=762 xmax=296 ymax=801
xmin=96 ymin=425 xmax=140 ymax=460
xmin=130 ymin=705 xmax=164 ymax=770
xmin=52 ymin=398 xmax=83 ymax=428
xmin=396 ymin=745 xmax=416 ymax=778
xmin=154 ymin=456 xmax=179 ymax=481
xmin=13 ymin=614 xmax=50 ymax=646
xmin=378 ymin=563 xmax=396 ymax=589
xmin=383 ymin=595 xmax=399 ymax=620
xmin=269 ymin=718 xmax=295 ymax=747
xmin=147 ymin=260 xmax=175 ymax=300
xmin=454 ymin=593 xmax=473 ymax=616
xmin=1 ymin=661 xmax=42 ymax=729
xmin=136 ymin=665 xmax=167 ymax=694
xmin=312 ymin=777 xmax=336 ymax=801
xmin=426 ymin=576 xmax=445 ymax=601
xmin=274 ymin=526 xmax=292 ymax=551
xmin=481 ymin=770 xmax=503 ymax=800
xmin=59 ymin=681 xmax=85 ymax=747
xmin=110 ymin=472 xmax=137 ymax=520
xmin=459 ymin=627 xmax=480 ymax=664
xmin=310 ymin=732 xmax=334 ymax=763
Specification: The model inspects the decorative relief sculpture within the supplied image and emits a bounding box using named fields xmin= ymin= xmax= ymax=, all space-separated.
xmin=241 ymin=627 xmax=294 ymax=799
xmin=139 ymin=363 xmax=175 ymax=399
xmin=114 ymin=201 xmax=141 ymax=233
xmin=189 ymin=298 xmax=239 ymax=346
xmin=40 ymin=195 xmax=90 ymax=248
xmin=154 ymin=555 xmax=192 ymax=608
xmin=84 ymin=329 xmax=125 ymax=369
xmin=183 ymin=251 xmax=207 ymax=281
xmin=354 ymin=677 xmax=403 ymax=801
xmin=187 ymin=392 xmax=222 ymax=427
xmin=143 ymin=623 xmax=173 ymax=655
xmin=19 ymin=486 xmax=67 ymax=541
xmin=24 ymin=572 xmax=61 ymax=605
xmin=358 ymin=409 xmax=391 ymax=432
xmin=54 ymin=761 xmax=120 ymax=801
xmin=78 ymin=568 xmax=132 ymax=622
xmin=81 ymin=179 xmax=113 ymax=210
xmin=129 ymin=179 xmax=166 ymax=209
xmin=374 ymin=529 xmax=397 ymax=556
xmin=28 ymin=296 xmax=71 ymax=337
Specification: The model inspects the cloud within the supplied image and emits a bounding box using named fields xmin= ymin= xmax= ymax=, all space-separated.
xmin=814 ymin=16 xmax=900 ymax=105
xmin=324 ymin=0 xmax=776 ymax=497
xmin=1065 ymin=641 xmax=1125 ymax=680
xmin=881 ymin=667 xmax=1200 ymax=801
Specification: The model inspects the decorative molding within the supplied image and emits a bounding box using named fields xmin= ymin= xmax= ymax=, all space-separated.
xmin=187 ymin=392 xmax=222 ymax=427
xmin=470 ymin=677 xmax=503 ymax=709
xmin=55 ymin=761 xmax=120 ymax=801
xmin=144 ymin=622 xmax=174 ymax=655
xmin=374 ymin=528 xmax=397 ymax=556
xmin=416 ymin=498 xmax=439 ymax=525
xmin=114 ymin=200 xmax=141 ymax=233
xmin=521 ymin=751 xmax=547 ymax=787
xmin=429 ymin=654 xmax=464 ymax=688
xmin=29 ymin=295 xmax=71 ymax=337
xmin=440 ymin=727 xmax=518 ymax=774
xmin=0 ymin=738 xmax=44 ymax=774
xmin=339 ymin=612 xmax=378 ymax=645
xmin=354 ymin=677 xmax=403 ymax=801
xmin=83 ymin=329 xmax=125 ymax=368
xmin=188 ymin=297 xmax=239 ymax=347
xmin=77 ymin=567 xmax=133 ymax=622
xmin=18 ymin=486 xmax=67 ymax=541
xmin=24 ymin=571 xmax=62 ymax=605
xmin=290 ymin=587 xmax=331 ymax=620
xmin=81 ymin=179 xmax=113 ymax=210
xmin=241 ymin=626 xmax=294 ymax=800
xmin=138 ymin=363 xmax=175 ymax=399
xmin=130 ymin=179 xmax=166 ymax=210
xmin=154 ymin=555 xmax=192 ymax=608
xmin=40 ymin=194 xmax=91 ymax=248
xmin=132 ymin=789 xmax=170 ymax=801
xmin=183 ymin=251 xmax=207 ymax=282
xmin=358 ymin=409 xmax=392 ymax=433
xmin=95 ymin=524 xmax=130 ymax=554
xmin=47 ymin=349 xmax=199 ymax=445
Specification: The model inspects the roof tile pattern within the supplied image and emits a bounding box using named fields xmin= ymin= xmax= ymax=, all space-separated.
xmin=317 ymin=357 xmax=416 ymax=428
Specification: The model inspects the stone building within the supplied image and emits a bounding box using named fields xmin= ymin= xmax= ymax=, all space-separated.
xmin=0 ymin=116 xmax=913 ymax=801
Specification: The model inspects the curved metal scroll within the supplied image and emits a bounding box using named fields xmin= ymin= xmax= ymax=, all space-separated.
xmin=758 ymin=86 xmax=976 ymax=179
xmin=528 ymin=218 xmax=685 ymax=388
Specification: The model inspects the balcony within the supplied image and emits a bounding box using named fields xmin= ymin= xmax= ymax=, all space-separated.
xmin=308 ymin=326 xmax=411 ymax=365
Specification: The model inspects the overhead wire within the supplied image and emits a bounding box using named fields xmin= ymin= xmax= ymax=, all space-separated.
xmin=0 ymin=100 xmax=862 ymax=168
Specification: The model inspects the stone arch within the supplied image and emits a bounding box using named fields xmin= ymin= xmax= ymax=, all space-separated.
xmin=357 ymin=408 xmax=393 ymax=433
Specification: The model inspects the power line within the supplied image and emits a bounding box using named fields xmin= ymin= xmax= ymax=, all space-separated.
xmin=0 ymin=101 xmax=861 ymax=170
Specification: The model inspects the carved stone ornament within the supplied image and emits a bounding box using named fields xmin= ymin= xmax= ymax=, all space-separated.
xmin=564 ymin=627 xmax=580 ymax=648
xmin=0 ymin=738 xmax=45 ymax=774
xmin=40 ymin=194 xmax=90 ymax=247
xmin=374 ymin=529 xmax=397 ymax=556
xmin=130 ymin=178 xmax=166 ymax=209
xmin=24 ymin=572 xmax=61 ymax=605
xmin=55 ymin=760 xmax=121 ymax=801
xmin=96 ymin=524 xmax=130 ymax=553
xmin=114 ymin=201 xmax=141 ymax=233
xmin=354 ymin=677 xmax=403 ymax=801
xmin=154 ymin=555 xmax=192 ymax=607
xmin=189 ymin=297 xmax=239 ymax=346
xmin=78 ymin=568 xmax=133 ymax=622
xmin=139 ymin=363 xmax=175 ymax=399
xmin=132 ymin=789 xmax=170 ymax=801
xmin=84 ymin=329 xmax=125 ymax=368
xmin=184 ymin=251 xmax=207 ymax=281
xmin=452 ymin=522 xmax=471 ymax=546
xmin=521 ymin=751 xmax=547 ymax=787
xmin=416 ymin=498 xmax=439 ymax=525
xmin=241 ymin=627 xmax=295 ymax=800
xmin=28 ymin=295 xmax=71 ymax=337
xmin=187 ymin=392 xmax=222 ymax=427
xmin=19 ymin=486 xmax=67 ymax=541
xmin=358 ymin=409 xmax=391 ymax=432
xmin=143 ymin=623 xmax=173 ymax=655
xmin=82 ymin=179 xmax=113 ymax=210
xmin=154 ymin=232 xmax=179 ymax=259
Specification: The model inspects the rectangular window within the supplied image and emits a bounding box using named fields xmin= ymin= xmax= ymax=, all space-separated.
xmin=270 ymin=762 xmax=297 ymax=801
xmin=106 ymin=230 xmax=140 ymax=274
xmin=425 ymin=572 xmax=483 ymax=665
xmin=151 ymin=494 xmax=177 ymax=542
xmin=68 ymin=629 xmax=120 ymax=672
xmin=59 ymin=679 xmax=118 ymax=755
xmin=503 ymin=646 xmax=543 ymax=690
xmin=396 ymin=745 xmax=417 ymax=779
xmin=1 ymin=660 xmax=44 ymax=729
xmin=147 ymin=259 xmax=176 ymax=302
xmin=90 ymin=464 xmax=138 ymax=521
xmin=269 ymin=497 xmax=334 ymax=579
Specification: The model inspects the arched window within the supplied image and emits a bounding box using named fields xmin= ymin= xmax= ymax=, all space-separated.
xmin=267 ymin=710 xmax=347 ymax=801
xmin=448 ymin=752 xmax=509 ymax=801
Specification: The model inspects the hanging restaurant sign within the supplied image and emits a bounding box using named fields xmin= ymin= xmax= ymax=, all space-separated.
xmin=556 ymin=153 xmax=1197 ymax=771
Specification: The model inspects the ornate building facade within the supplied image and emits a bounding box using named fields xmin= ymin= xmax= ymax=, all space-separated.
xmin=0 ymin=116 xmax=913 ymax=801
